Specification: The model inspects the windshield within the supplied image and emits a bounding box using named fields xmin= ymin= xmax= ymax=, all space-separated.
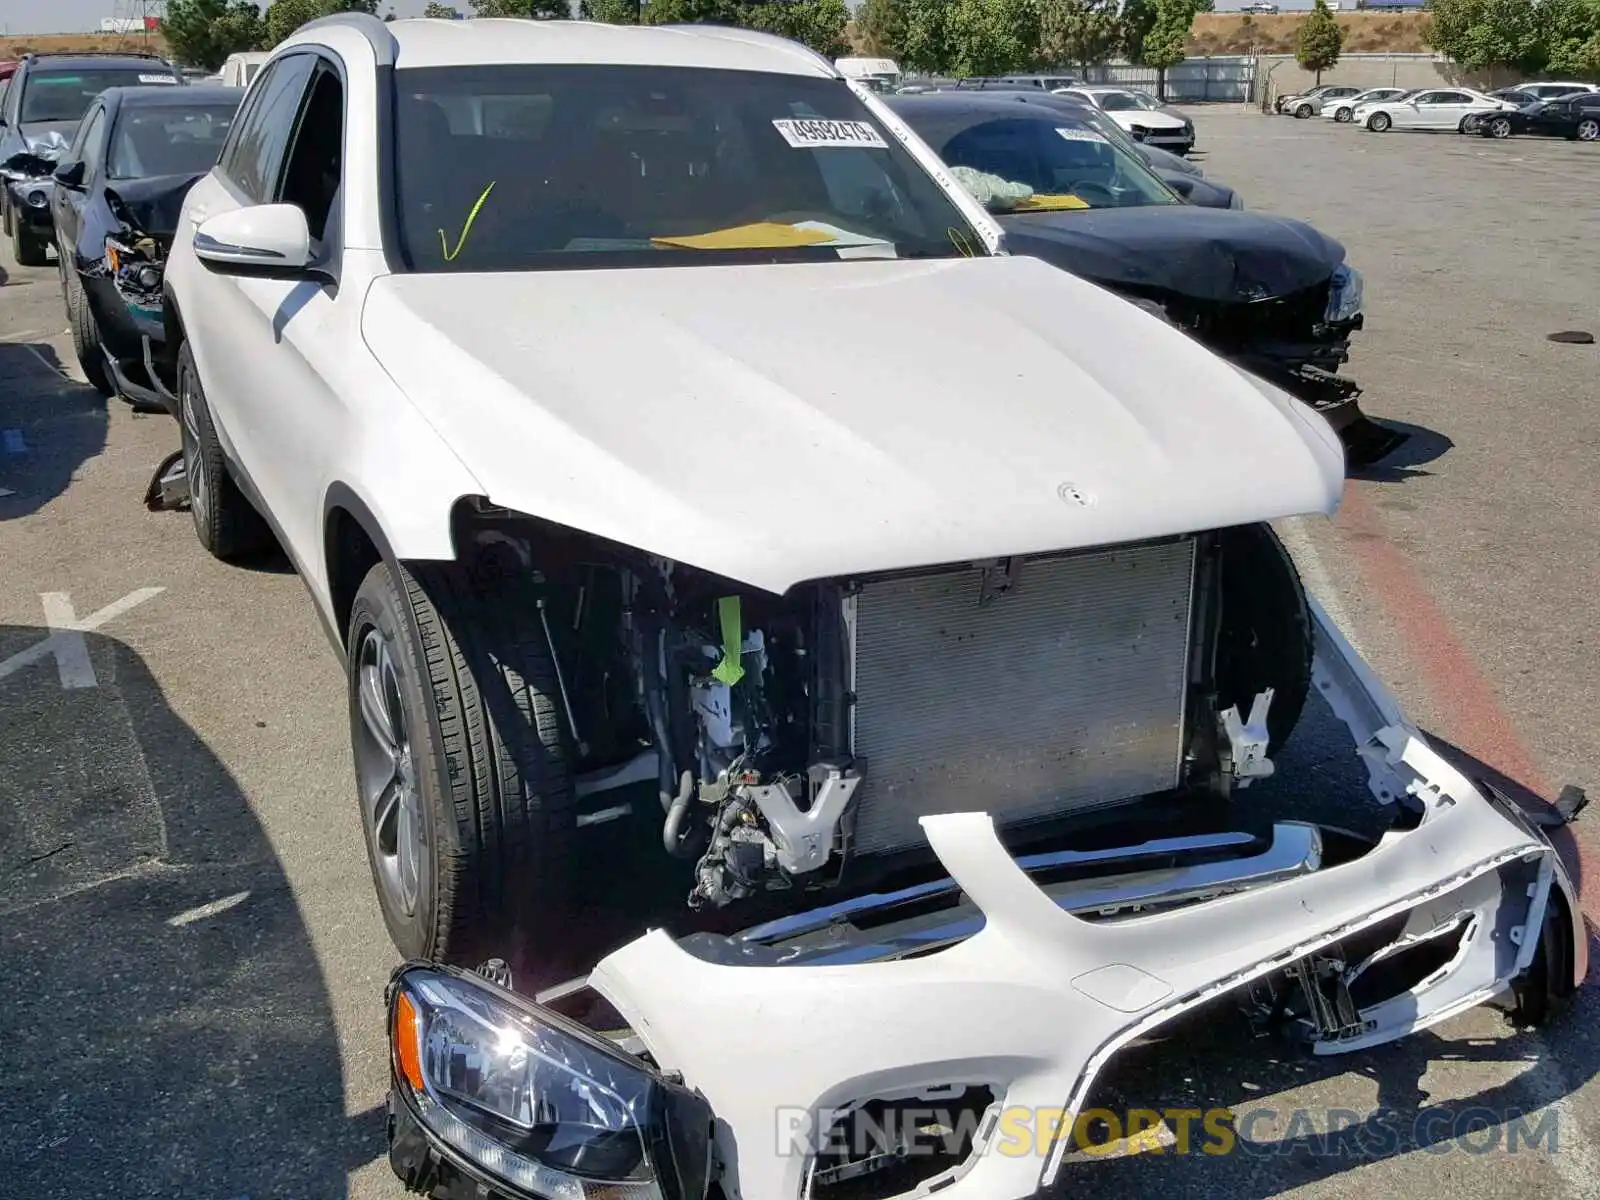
xmin=21 ymin=68 xmax=179 ymax=122
xmin=1095 ymin=92 xmax=1143 ymax=112
xmin=930 ymin=116 xmax=1180 ymax=212
xmin=1126 ymin=91 xmax=1164 ymax=111
xmin=108 ymin=103 xmax=239 ymax=179
xmin=391 ymin=64 xmax=984 ymax=272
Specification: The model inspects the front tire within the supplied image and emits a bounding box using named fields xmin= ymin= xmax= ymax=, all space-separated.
xmin=1486 ymin=115 xmax=1512 ymax=139
xmin=1295 ymin=103 xmax=1313 ymax=119
xmin=66 ymin=270 xmax=114 ymax=396
xmin=1578 ymin=118 xmax=1600 ymax=141
xmin=346 ymin=561 xmax=577 ymax=966
xmin=1335 ymin=107 xmax=1353 ymax=123
xmin=176 ymin=342 xmax=273 ymax=559
xmin=11 ymin=217 xmax=47 ymax=267
xmin=1367 ymin=112 xmax=1391 ymax=132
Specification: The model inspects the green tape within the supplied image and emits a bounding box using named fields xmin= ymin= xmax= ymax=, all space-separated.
xmin=711 ymin=596 xmax=745 ymax=686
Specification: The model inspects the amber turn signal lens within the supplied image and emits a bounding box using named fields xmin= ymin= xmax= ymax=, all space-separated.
xmin=394 ymin=990 xmax=425 ymax=1092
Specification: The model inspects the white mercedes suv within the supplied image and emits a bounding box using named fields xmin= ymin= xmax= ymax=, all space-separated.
xmin=162 ymin=16 xmax=1580 ymax=1200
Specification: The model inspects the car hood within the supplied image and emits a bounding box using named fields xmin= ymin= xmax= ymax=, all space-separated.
xmin=105 ymin=172 xmax=206 ymax=241
xmin=998 ymin=206 xmax=1342 ymax=303
xmin=1119 ymin=110 xmax=1186 ymax=129
xmin=361 ymin=254 xmax=1342 ymax=594
xmin=1140 ymin=143 xmax=1200 ymax=175
xmin=18 ymin=121 xmax=75 ymax=159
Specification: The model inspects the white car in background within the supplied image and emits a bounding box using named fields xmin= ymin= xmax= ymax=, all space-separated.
xmin=1355 ymin=86 xmax=1517 ymax=132
xmin=1322 ymin=87 xmax=1412 ymax=122
xmin=1519 ymin=81 xmax=1600 ymax=101
xmin=1060 ymin=85 xmax=1194 ymax=152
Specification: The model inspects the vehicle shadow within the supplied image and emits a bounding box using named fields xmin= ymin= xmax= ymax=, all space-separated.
xmin=0 ymin=342 xmax=108 ymax=522
xmin=0 ymin=627 xmax=387 ymax=1198
xmin=1350 ymin=419 xmax=1454 ymax=483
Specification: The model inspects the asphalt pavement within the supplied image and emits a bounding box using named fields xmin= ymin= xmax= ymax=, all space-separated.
xmin=1 ymin=108 xmax=1597 ymax=1199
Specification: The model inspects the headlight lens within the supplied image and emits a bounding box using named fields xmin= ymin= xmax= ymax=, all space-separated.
xmin=390 ymin=965 xmax=711 ymax=1200
xmin=1326 ymin=264 xmax=1363 ymax=322
xmin=26 ymin=188 xmax=48 ymax=208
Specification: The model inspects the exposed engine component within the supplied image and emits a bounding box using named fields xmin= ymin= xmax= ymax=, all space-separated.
xmin=455 ymin=509 xmax=1305 ymax=915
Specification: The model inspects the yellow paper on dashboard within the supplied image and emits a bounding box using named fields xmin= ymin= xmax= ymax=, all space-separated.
xmin=1011 ymin=194 xmax=1090 ymax=212
xmin=651 ymin=222 xmax=838 ymax=250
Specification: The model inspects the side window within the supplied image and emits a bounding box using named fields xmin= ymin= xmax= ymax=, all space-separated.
xmin=277 ymin=60 xmax=344 ymax=244
xmin=75 ymin=106 xmax=110 ymax=168
xmin=1438 ymin=92 xmax=1472 ymax=104
xmin=1412 ymin=92 xmax=1441 ymax=105
xmin=0 ymin=80 xmax=10 ymax=121
xmin=219 ymin=54 xmax=316 ymax=202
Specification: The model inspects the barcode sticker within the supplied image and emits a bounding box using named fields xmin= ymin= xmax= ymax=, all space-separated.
xmin=771 ymin=118 xmax=889 ymax=150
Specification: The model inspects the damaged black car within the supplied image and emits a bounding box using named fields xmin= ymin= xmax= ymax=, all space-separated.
xmin=47 ymin=84 xmax=242 ymax=410
xmin=888 ymin=93 xmax=1406 ymax=469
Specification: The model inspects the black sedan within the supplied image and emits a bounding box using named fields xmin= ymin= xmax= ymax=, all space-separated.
xmin=48 ymin=84 xmax=242 ymax=409
xmin=1475 ymin=93 xmax=1600 ymax=140
xmin=887 ymin=93 xmax=1405 ymax=468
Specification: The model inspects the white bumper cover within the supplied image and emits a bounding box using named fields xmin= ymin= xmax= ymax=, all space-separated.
xmin=588 ymin=601 xmax=1583 ymax=1200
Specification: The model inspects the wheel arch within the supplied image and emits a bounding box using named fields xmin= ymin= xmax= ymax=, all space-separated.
xmin=324 ymin=482 xmax=406 ymax=650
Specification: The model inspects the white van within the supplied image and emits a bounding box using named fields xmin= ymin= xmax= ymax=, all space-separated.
xmin=219 ymin=51 xmax=270 ymax=89
xmin=835 ymin=56 xmax=902 ymax=93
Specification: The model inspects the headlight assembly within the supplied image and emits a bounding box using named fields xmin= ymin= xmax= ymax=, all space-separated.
xmin=387 ymin=963 xmax=713 ymax=1200
xmin=26 ymin=188 xmax=49 ymax=208
xmin=1326 ymin=263 xmax=1364 ymax=322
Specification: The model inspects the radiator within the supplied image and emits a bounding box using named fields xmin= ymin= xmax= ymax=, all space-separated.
xmin=847 ymin=539 xmax=1197 ymax=856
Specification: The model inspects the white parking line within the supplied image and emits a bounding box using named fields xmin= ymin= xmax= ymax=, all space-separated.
xmin=0 ymin=587 xmax=166 ymax=689
xmin=167 ymin=891 xmax=251 ymax=927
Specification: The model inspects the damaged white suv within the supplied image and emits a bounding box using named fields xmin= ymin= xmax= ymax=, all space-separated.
xmin=161 ymin=14 xmax=1584 ymax=1200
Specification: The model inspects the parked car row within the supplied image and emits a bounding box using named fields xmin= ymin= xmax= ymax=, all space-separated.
xmin=1276 ymin=79 xmax=1600 ymax=141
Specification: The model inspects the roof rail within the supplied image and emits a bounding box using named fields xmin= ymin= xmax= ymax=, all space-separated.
xmin=21 ymin=50 xmax=171 ymax=61
xmin=297 ymin=10 xmax=399 ymax=67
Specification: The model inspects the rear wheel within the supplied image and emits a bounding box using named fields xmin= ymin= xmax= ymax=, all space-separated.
xmin=1367 ymin=112 xmax=1391 ymax=132
xmin=346 ymin=561 xmax=577 ymax=966
xmin=176 ymin=342 xmax=273 ymax=559
xmin=1578 ymin=118 xmax=1600 ymax=141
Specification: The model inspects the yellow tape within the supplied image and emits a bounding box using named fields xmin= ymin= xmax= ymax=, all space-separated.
xmin=438 ymin=181 xmax=496 ymax=263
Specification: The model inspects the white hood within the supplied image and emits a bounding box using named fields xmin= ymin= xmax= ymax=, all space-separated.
xmin=360 ymin=253 xmax=1342 ymax=594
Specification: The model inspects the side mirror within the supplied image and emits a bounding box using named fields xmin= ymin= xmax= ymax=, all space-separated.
xmin=53 ymin=159 xmax=86 ymax=189
xmin=1164 ymin=175 xmax=1196 ymax=198
xmin=194 ymin=204 xmax=318 ymax=280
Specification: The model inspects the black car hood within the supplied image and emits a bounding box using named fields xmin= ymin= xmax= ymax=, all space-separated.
xmin=998 ymin=206 xmax=1344 ymax=303
xmin=106 ymin=172 xmax=206 ymax=239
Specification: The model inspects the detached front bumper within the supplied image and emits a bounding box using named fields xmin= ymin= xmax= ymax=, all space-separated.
xmin=387 ymin=604 xmax=1583 ymax=1200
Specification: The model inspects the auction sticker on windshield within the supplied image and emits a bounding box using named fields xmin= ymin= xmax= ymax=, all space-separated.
xmin=139 ymin=74 xmax=179 ymax=84
xmin=1055 ymin=127 xmax=1108 ymax=143
xmin=772 ymin=118 xmax=889 ymax=149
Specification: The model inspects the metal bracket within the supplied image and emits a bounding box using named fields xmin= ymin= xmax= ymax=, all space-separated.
xmin=977 ymin=557 xmax=1021 ymax=606
xmin=743 ymin=767 xmax=863 ymax=875
xmin=1220 ymin=688 xmax=1275 ymax=788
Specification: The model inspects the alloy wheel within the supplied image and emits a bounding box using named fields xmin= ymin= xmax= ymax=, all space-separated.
xmin=355 ymin=625 xmax=427 ymax=917
xmin=1579 ymin=119 xmax=1599 ymax=141
xmin=1490 ymin=117 xmax=1511 ymax=138
xmin=179 ymin=375 xmax=211 ymax=534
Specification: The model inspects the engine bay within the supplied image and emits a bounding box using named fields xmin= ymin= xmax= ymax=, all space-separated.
xmin=454 ymin=503 xmax=1301 ymax=920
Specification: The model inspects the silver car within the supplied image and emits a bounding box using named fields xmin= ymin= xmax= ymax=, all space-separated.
xmin=1280 ymin=84 xmax=1365 ymax=118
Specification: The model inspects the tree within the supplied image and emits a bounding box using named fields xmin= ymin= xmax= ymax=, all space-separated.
xmin=1424 ymin=0 xmax=1594 ymax=73
xmin=858 ymin=0 xmax=909 ymax=57
xmin=1140 ymin=0 xmax=1194 ymax=99
xmin=745 ymin=0 xmax=851 ymax=56
xmin=264 ymin=0 xmax=378 ymax=46
xmin=1121 ymin=0 xmax=1157 ymax=63
xmin=1296 ymin=0 xmax=1344 ymax=83
xmin=900 ymin=0 xmax=955 ymax=72
xmin=469 ymin=0 xmax=572 ymax=16
xmin=1038 ymin=0 xmax=1121 ymax=71
xmin=423 ymin=2 xmax=461 ymax=15
xmin=943 ymin=0 xmax=1039 ymax=76
xmin=580 ymin=0 xmax=639 ymax=19
xmin=639 ymin=0 xmax=739 ymax=22
xmin=163 ymin=0 xmax=265 ymax=69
